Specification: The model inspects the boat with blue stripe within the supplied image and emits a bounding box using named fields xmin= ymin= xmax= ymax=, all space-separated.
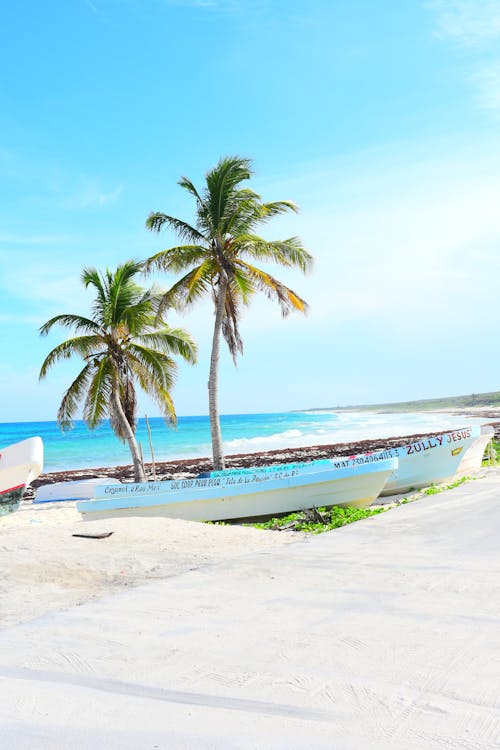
xmin=77 ymin=457 xmax=398 ymax=522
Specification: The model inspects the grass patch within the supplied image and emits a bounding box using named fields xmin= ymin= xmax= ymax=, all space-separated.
xmin=424 ymin=475 xmax=471 ymax=496
xmin=249 ymin=504 xmax=387 ymax=534
xmin=482 ymin=439 xmax=499 ymax=465
xmin=210 ymin=459 xmax=497 ymax=534
xmin=491 ymin=439 xmax=499 ymax=461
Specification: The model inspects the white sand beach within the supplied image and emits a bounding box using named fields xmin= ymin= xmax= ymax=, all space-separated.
xmin=1 ymin=465 xmax=499 ymax=748
xmin=0 ymin=502 xmax=302 ymax=628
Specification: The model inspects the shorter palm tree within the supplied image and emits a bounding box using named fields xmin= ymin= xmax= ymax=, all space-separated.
xmin=39 ymin=260 xmax=197 ymax=482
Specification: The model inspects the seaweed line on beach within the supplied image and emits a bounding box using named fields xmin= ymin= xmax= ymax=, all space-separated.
xmin=30 ymin=420 xmax=500 ymax=495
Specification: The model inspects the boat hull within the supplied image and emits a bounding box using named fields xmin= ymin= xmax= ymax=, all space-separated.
xmin=455 ymin=426 xmax=494 ymax=476
xmin=328 ymin=426 xmax=486 ymax=496
xmin=34 ymin=478 xmax=122 ymax=504
xmin=205 ymin=426 xmax=492 ymax=498
xmin=0 ymin=437 xmax=44 ymax=515
xmin=77 ymin=459 xmax=397 ymax=522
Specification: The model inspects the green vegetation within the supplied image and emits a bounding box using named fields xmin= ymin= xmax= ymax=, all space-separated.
xmin=483 ymin=439 xmax=499 ymax=465
xmin=493 ymin=440 xmax=499 ymax=459
xmin=39 ymin=261 xmax=197 ymax=481
xmin=249 ymin=467 xmax=491 ymax=534
xmin=424 ymin=475 xmax=470 ymax=495
xmin=250 ymin=504 xmax=386 ymax=534
xmin=306 ymin=391 xmax=500 ymax=413
xmin=144 ymin=156 xmax=312 ymax=470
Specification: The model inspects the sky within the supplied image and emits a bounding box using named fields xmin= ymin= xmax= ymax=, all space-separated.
xmin=0 ymin=0 xmax=499 ymax=422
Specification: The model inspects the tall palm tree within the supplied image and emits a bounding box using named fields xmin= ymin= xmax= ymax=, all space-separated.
xmin=39 ymin=260 xmax=197 ymax=482
xmin=145 ymin=156 xmax=313 ymax=470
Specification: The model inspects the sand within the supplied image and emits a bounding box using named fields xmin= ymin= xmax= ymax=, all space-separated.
xmin=0 ymin=501 xmax=303 ymax=628
xmin=1 ymin=466 xmax=500 ymax=748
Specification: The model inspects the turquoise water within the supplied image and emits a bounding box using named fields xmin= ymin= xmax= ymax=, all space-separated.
xmin=0 ymin=411 xmax=488 ymax=474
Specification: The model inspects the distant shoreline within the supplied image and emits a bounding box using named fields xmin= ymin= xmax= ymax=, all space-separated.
xmin=303 ymin=406 xmax=500 ymax=419
xmin=301 ymin=397 xmax=500 ymax=415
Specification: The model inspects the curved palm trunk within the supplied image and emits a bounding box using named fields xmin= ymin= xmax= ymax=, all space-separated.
xmin=111 ymin=385 xmax=146 ymax=482
xmin=208 ymin=283 xmax=226 ymax=470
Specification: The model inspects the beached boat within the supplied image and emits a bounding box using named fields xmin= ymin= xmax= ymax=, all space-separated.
xmin=34 ymin=477 xmax=122 ymax=504
xmin=77 ymin=458 xmax=398 ymax=522
xmin=330 ymin=425 xmax=491 ymax=496
xmin=455 ymin=425 xmax=495 ymax=476
xmin=0 ymin=436 xmax=44 ymax=515
xmin=205 ymin=425 xmax=493 ymax=498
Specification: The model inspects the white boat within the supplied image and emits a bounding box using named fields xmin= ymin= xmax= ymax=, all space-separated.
xmin=77 ymin=458 xmax=398 ymax=522
xmin=330 ymin=425 xmax=491 ymax=496
xmin=454 ymin=425 xmax=495 ymax=476
xmin=34 ymin=477 xmax=122 ymax=504
xmin=205 ymin=425 xmax=494 ymax=498
xmin=0 ymin=437 xmax=44 ymax=515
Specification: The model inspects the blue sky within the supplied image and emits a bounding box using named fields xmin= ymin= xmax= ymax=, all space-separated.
xmin=1 ymin=0 xmax=499 ymax=422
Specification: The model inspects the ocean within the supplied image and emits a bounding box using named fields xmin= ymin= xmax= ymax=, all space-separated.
xmin=0 ymin=411 xmax=489 ymax=474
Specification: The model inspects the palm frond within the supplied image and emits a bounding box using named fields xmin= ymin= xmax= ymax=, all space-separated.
xmin=56 ymin=363 xmax=94 ymax=431
xmin=82 ymin=267 xmax=107 ymax=323
xmin=222 ymin=191 xmax=264 ymax=237
xmin=146 ymin=213 xmax=205 ymax=244
xmin=261 ymin=200 xmax=299 ymax=218
xmin=235 ymin=261 xmax=309 ymax=317
xmin=39 ymin=314 xmax=100 ymax=337
xmin=221 ymin=289 xmax=243 ymax=362
xmin=105 ymin=261 xmax=145 ymax=327
xmin=127 ymin=345 xmax=178 ymax=396
xmin=83 ymin=358 xmax=114 ymax=429
xmin=39 ymin=336 xmax=104 ymax=379
xmin=128 ymin=348 xmax=178 ymax=425
xmin=156 ymin=261 xmax=214 ymax=318
xmin=143 ymin=245 xmax=208 ymax=275
xmin=178 ymin=176 xmax=203 ymax=203
xmin=234 ymin=235 xmax=313 ymax=273
xmin=82 ymin=267 xmax=105 ymax=292
xmin=120 ymin=291 xmax=158 ymax=336
xmin=134 ymin=327 xmax=198 ymax=364
xmin=228 ymin=266 xmax=255 ymax=306
xmin=205 ymin=156 xmax=253 ymax=234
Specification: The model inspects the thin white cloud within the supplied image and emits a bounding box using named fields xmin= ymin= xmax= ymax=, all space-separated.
xmin=162 ymin=0 xmax=245 ymax=12
xmin=429 ymin=0 xmax=500 ymax=46
xmin=426 ymin=2 xmax=500 ymax=115
xmin=0 ymin=262 xmax=88 ymax=319
xmin=470 ymin=61 xmax=500 ymax=114
xmin=255 ymin=140 xmax=500 ymax=335
xmin=0 ymin=364 xmax=41 ymax=391
xmin=60 ymin=180 xmax=123 ymax=210
xmin=0 ymin=233 xmax=69 ymax=245
xmin=0 ymin=313 xmax=43 ymax=326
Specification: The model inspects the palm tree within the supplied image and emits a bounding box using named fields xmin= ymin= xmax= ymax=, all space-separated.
xmin=144 ymin=156 xmax=313 ymax=470
xmin=39 ymin=260 xmax=197 ymax=482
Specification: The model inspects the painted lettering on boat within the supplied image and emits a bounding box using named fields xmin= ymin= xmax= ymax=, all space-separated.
xmin=332 ymin=449 xmax=398 ymax=470
xmin=102 ymin=468 xmax=303 ymax=497
xmin=330 ymin=429 xmax=473 ymax=469
xmin=208 ymin=459 xmax=329 ymax=478
xmin=406 ymin=429 xmax=471 ymax=455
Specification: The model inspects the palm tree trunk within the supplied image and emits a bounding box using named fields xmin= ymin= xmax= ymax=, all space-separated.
xmin=111 ymin=385 xmax=146 ymax=482
xmin=208 ymin=282 xmax=226 ymax=470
